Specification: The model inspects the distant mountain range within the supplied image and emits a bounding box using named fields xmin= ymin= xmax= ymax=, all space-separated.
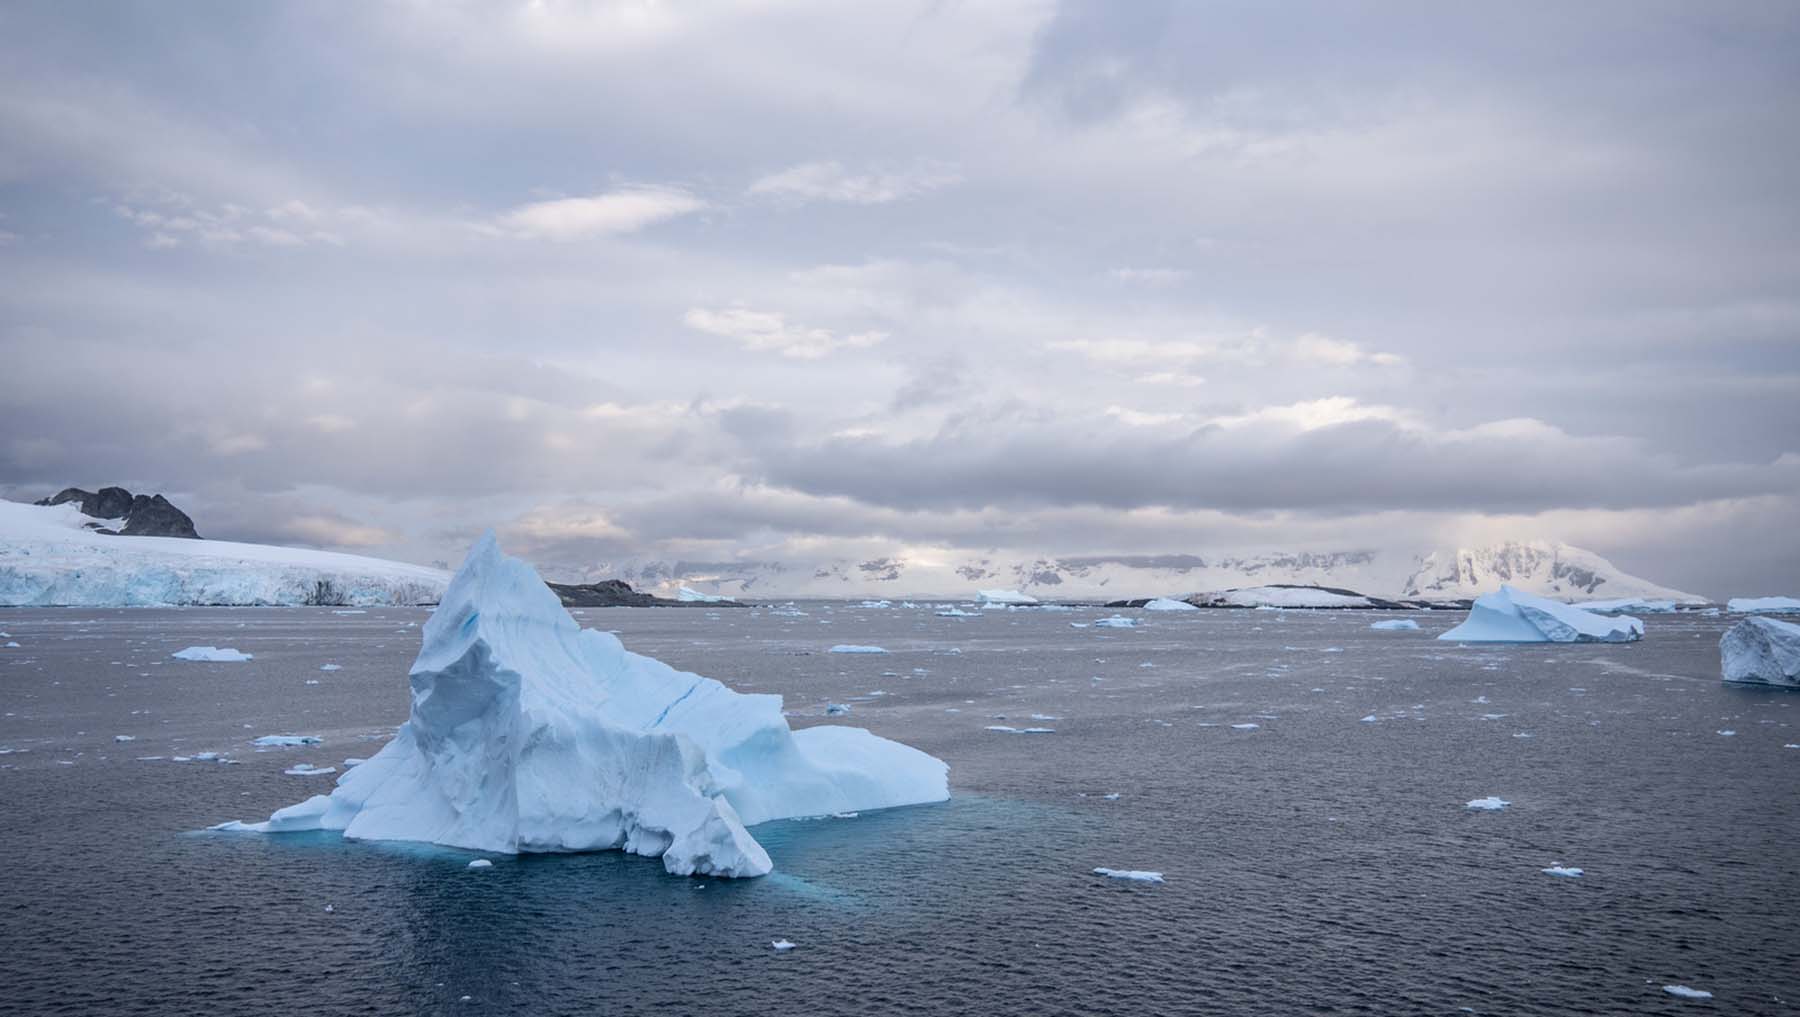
xmin=574 ymin=540 xmax=1704 ymax=604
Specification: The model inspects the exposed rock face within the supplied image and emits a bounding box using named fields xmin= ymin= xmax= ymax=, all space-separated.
xmin=35 ymin=486 xmax=200 ymax=538
xmin=546 ymin=578 xmax=746 ymax=608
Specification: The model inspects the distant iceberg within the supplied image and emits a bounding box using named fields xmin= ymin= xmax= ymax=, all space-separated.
xmin=172 ymin=646 xmax=253 ymax=662
xmin=1727 ymin=596 xmax=1800 ymax=614
xmin=1142 ymin=598 xmax=1199 ymax=612
xmin=1369 ymin=619 xmax=1420 ymax=631
xmin=1719 ymin=616 xmax=1800 ymax=688
xmin=1438 ymin=586 xmax=1642 ymax=643
xmin=676 ymin=585 xmax=736 ymax=603
xmin=1575 ymin=597 xmax=1681 ymax=614
xmin=976 ymin=588 xmax=1038 ymax=606
xmin=216 ymin=534 xmax=948 ymax=877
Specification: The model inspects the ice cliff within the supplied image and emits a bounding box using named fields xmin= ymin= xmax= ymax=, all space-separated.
xmin=218 ymin=534 xmax=949 ymax=876
xmin=1720 ymin=616 xmax=1800 ymax=688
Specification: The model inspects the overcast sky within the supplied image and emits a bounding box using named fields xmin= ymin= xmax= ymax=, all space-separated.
xmin=1 ymin=0 xmax=1796 ymax=596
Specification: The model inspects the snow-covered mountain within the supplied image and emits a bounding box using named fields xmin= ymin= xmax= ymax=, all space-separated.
xmin=1398 ymin=542 xmax=1702 ymax=603
xmin=0 ymin=499 xmax=448 ymax=606
xmin=569 ymin=540 xmax=1702 ymax=604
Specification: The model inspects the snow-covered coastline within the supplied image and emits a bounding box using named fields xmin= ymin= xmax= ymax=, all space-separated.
xmin=0 ymin=499 xmax=447 ymax=607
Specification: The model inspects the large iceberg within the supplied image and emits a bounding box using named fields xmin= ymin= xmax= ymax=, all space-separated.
xmin=1720 ymin=616 xmax=1800 ymax=688
xmin=1438 ymin=585 xmax=1642 ymax=643
xmin=218 ymin=534 xmax=949 ymax=876
xmin=1728 ymin=596 xmax=1800 ymax=614
xmin=977 ymin=588 xmax=1039 ymax=606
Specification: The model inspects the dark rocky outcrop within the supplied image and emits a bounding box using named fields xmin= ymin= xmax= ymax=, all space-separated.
xmin=545 ymin=579 xmax=747 ymax=608
xmin=36 ymin=486 xmax=201 ymax=538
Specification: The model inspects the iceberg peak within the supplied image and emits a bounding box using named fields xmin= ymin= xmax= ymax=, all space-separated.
xmin=218 ymin=534 xmax=949 ymax=877
xmin=1438 ymin=585 xmax=1642 ymax=643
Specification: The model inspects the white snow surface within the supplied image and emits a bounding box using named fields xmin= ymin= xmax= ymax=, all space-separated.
xmin=1142 ymin=598 xmax=1199 ymax=611
xmin=172 ymin=646 xmax=254 ymax=662
xmin=216 ymin=533 xmax=949 ymax=877
xmin=976 ymin=588 xmax=1039 ymax=606
xmin=1438 ymin=586 xmax=1642 ymax=643
xmin=1727 ymin=595 xmax=1800 ymax=614
xmin=1189 ymin=586 xmax=1377 ymax=609
xmin=0 ymin=498 xmax=448 ymax=607
xmin=1719 ymin=616 xmax=1800 ymax=688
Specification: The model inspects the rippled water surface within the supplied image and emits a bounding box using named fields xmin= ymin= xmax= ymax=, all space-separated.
xmin=0 ymin=603 xmax=1794 ymax=1015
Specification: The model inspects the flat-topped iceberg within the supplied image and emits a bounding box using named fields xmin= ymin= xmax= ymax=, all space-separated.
xmin=675 ymin=585 xmax=735 ymax=603
xmin=976 ymin=588 xmax=1038 ymax=606
xmin=1438 ymin=586 xmax=1642 ymax=643
xmin=217 ymin=534 xmax=948 ymax=877
xmin=1728 ymin=596 xmax=1800 ymax=614
xmin=1720 ymin=616 xmax=1800 ymax=688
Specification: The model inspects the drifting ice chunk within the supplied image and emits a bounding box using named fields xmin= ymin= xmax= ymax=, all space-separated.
xmin=253 ymin=735 xmax=321 ymax=747
xmin=1093 ymin=867 xmax=1163 ymax=883
xmin=771 ymin=939 xmax=796 ymax=952
xmin=1093 ymin=616 xmax=1139 ymax=629
xmin=284 ymin=763 xmax=337 ymax=776
xmin=1663 ymin=986 xmax=1712 ymax=999
xmin=935 ymin=607 xmax=978 ymax=618
xmin=1541 ymin=865 xmax=1583 ymax=878
xmin=1438 ymin=586 xmax=1641 ymax=643
xmin=1370 ymin=619 xmax=1420 ymax=631
xmin=828 ymin=645 xmax=887 ymax=654
xmin=1465 ymin=797 xmax=1510 ymax=811
xmin=1727 ymin=596 xmax=1800 ymax=614
xmin=172 ymin=646 xmax=254 ymax=662
xmin=976 ymin=589 xmax=1038 ymax=606
xmin=1720 ymin=616 xmax=1800 ymax=687
xmin=468 ymin=859 xmax=492 ymax=869
xmin=1143 ymin=598 xmax=1198 ymax=612
xmin=216 ymin=534 xmax=949 ymax=878
xmin=676 ymin=586 xmax=735 ymax=603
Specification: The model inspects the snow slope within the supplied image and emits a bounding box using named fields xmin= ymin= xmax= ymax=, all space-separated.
xmin=1187 ymin=586 xmax=1380 ymax=609
xmin=1400 ymin=541 xmax=1701 ymax=604
xmin=1719 ymin=616 xmax=1800 ymax=687
xmin=0 ymin=498 xmax=447 ymax=606
xmin=1438 ymin=586 xmax=1643 ymax=643
xmin=216 ymin=534 xmax=948 ymax=876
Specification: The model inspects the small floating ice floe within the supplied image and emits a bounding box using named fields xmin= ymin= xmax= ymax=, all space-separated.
xmin=1716 ymin=730 xmax=1735 ymax=737
xmin=284 ymin=763 xmax=337 ymax=776
xmin=1093 ymin=868 xmax=1163 ymax=883
xmin=1093 ymin=616 xmax=1138 ymax=629
xmin=985 ymin=725 xmax=1054 ymax=734
xmin=253 ymin=735 xmax=322 ymax=747
xmin=771 ymin=939 xmax=796 ymax=952
xmin=343 ymin=757 xmax=366 ymax=767
xmin=1359 ymin=714 xmax=1379 ymax=723
xmin=1465 ymin=797 xmax=1511 ymax=811
xmin=825 ymin=703 xmax=851 ymax=716
xmin=319 ymin=664 xmax=342 ymax=672
xmin=1370 ymin=619 xmax=1420 ymax=631
xmin=113 ymin=735 xmax=137 ymax=743
xmin=1541 ymin=865 xmax=1583 ymax=878
xmin=1230 ymin=723 xmax=1260 ymax=731
xmin=828 ymin=645 xmax=888 ymax=654
xmin=171 ymin=646 xmax=253 ymax=662
xmin=467 ymin=859 xmax=493 ymax=870
xmin=1662 ymin=985 xmax=1712 ymax=1000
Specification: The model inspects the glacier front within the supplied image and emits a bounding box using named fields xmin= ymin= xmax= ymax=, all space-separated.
xmin=1438 ymin=585 xmax=1643 ymax=643
xmin=216 ymin=533 xmax=949 ymax=877
xmin=1720 ymin=616 xmax=1800 ymax=688
xmin=0 ymin=498 xmax=447 ymax=606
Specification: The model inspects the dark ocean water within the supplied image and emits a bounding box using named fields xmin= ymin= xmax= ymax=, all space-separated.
xmin=0 ymin=603 xmax=1794 ymax=1016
